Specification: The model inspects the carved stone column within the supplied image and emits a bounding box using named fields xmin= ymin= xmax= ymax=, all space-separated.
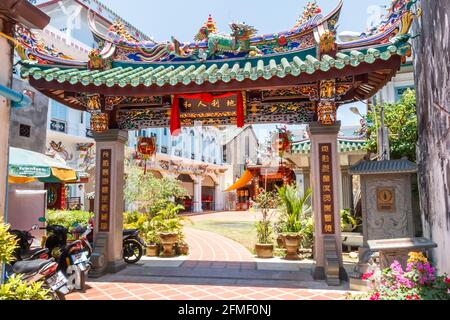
xmin=90 ymin=129 xmax=128 ymax=277
xmin=193 ymin=176 xmax=203 ymax=213
xmin=308 ymin=121 xmax=346 ymax=285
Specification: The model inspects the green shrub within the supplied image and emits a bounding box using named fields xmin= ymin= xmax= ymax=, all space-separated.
xmin=0 ymin=220 xmax=51 ymax=301
xmin=0 ymin=219 xmax=18 ymax=264
xmin=277 ymin=185 xmax=312 ymax=237
xmin=46 ymin=210 xmax=93 ymax=229
xmin=0 ymin=275 xmax=51 ymax=300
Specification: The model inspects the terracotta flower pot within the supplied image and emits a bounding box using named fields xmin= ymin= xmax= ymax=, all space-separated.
xmin=284 ymin=234 xmax=301 ymax=260
xmin=146 ymin=244 xmax=159 ymax=257
xmin=158 ymin=232 xmax=179 ymax=257
xmin=177 ymin=243 xmax=189 ymax=255
xmin=255 ymin=244 xmax=274 ymax=259
xmin=277 ymin=234 xmax=286 ymax=249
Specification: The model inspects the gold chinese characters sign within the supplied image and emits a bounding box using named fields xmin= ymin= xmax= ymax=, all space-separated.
xmin=319 ymin=143 xmax=335 ymax=234
xmin=98 ymin=149 xmax=112 ymax=232
xmin=377 ymin=187 xmax=395 ymax=211
xmin=180 ymin=95 xmax=238 ymax=119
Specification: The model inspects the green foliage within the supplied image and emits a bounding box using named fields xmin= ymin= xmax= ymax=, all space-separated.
xmin=277 ymin=185 xmax=312 ymax=237
xmin=124 ymin=162 xmax=189 ymax=214
xmin=255 ymin=220 xmax=273 ymax=244
xmin=46 ymin=210 xmax=93 ymax=230
xmin=0 ymin=275 xmax=51 ymax=300
xmin=0 ymin=219 xmax=18 ymax=264
xmin=252 ymin=189 xmax=279 ymax=245
xmin=124 ymin=203 xmax=187 ymax=244
xmin=340 ymin=209 xmax=360 ymax=232
xmin=365 ymin=89 xmax=418 ymax=161
xmin=152 ymin=203 xmax=186 ymax=233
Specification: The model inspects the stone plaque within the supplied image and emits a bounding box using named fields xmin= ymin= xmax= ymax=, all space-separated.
xmin=377 ymin=187 xmax=395 ymax=211
xmin=98 ymin=149 xmax=111 ymax=232
xmin=319 ymin=143 xmax=335 ymax=234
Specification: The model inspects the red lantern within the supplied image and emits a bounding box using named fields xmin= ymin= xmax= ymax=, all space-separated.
xmin=272 ymin=128 xmax=292 ymax=158
xmin=137 ymin=136 xmax=156 ymax=173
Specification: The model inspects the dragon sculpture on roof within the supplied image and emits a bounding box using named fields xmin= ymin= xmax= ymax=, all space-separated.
xmin=169 ymin=15 xmax=262 ymax=60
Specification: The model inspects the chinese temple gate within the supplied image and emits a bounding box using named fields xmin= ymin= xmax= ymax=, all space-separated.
xmin=15 ymin=0 xmax=420 ymax=283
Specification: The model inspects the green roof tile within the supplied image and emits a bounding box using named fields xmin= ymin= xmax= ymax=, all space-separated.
xmin=291 ymin=139 xmax=367 ymax=155
xmin=20 ymin=44 xmax=408 ymax=88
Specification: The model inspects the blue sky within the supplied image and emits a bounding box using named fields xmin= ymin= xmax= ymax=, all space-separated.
xmin=101 ymin=0 xmax=389 ymax=140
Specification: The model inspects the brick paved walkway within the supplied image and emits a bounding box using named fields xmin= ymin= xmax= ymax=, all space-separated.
xmin=68 ymin=216 xmax=352 ymax=300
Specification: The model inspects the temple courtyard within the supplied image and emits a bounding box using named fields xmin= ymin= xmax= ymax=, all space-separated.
xmin=68 ymin=212 xmax=352 ymax=300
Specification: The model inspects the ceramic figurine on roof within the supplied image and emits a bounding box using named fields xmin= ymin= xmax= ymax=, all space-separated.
xmin=338 ymin=0 xmax=420 ymax=47
xmin=169 ymin=16 xmax=262 ymax=60
xmin=292 ymin=1 xmax=322 ymax=29
xmin=107 ymin=20 xmax=139 ymax=44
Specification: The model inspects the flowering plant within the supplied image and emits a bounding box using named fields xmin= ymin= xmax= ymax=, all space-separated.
xmin=350 ymin=252 xmax=450 ymax=300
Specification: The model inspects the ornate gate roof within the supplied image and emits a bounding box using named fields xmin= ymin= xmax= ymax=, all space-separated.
xmin=15 ymin=0 xmax=421 ymax=133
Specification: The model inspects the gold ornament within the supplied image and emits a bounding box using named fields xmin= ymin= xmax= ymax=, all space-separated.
xmin=90 ymin=113 xmax=109 ymax=133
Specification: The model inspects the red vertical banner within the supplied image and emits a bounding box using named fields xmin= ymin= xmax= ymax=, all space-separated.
xmin=59 ymin=183 xmax=66 ymax=210
xmin=98 ymin=149 xmax=112 ymax=232
xmin=319 ymin=143 xmax=335 ymax=234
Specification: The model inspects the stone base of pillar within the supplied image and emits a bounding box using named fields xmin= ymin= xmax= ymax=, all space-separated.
xmin=312 ymin=265 xmax=326 ymax=280
xmin=106 ymin=260 xmax=127 ymax=274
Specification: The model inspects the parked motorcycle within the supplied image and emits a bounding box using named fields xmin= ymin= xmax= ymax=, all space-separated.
xmin=123 ymin=229 xmax=145 ymax=264
xmin=8 ymin=258 xmax=70 ymax=300
xmin=9 ymin=225 xmax=49 ymax=262
xmin=40 ymin=222 xmax=93 ymax=291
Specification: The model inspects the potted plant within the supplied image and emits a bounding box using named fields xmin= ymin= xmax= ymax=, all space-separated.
xmin=252 ymin=189 xmax=279 ymax=259
xmin=175 ymin=233 xmax=189 ymax=255
xmin=153 ymin=203 xmax=184 ymax=257
xmin=277 ymin=185 xmax=312 ymax=260
xmin=144 ymin=228 xmax=160 ymax=257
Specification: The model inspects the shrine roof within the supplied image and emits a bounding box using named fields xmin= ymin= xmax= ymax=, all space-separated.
xmin=20 ymin=42 xmax=407 ymax=89
xmin=348 ymin=159 xmax=418 ymax=175
xmin=291 ymin=138 xmax=366 ymax=155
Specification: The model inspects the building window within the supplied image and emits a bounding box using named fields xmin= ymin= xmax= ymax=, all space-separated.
xmin=50 ymin=101 xmax=67 ymax=121
xmin=395 ymin=86 xmax=414 ymax=101
xmin=19 ymin=124 xmax=31 ymax=138
xmin=223 ymin=145 xmax=227 ymax=163
xmin=80 ymin=111 xmax=84 ymax=124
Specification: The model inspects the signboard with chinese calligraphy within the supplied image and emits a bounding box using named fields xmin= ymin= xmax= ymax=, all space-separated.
xmin=98 ymin=149 xmax=112 ymax=232
xmin=179 ymin=95 xmax=238 ymax=120
xmin=319 ymin=143 xmax=335 ymax=234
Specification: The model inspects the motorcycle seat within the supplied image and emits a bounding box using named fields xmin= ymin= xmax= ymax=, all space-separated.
xmin=21 ymin=248 xmax=49 ymax=260
xmin=123 ymin=229 xmax=138 ymax=236
xmin=13 ymin=258 xmax=53 ymax=275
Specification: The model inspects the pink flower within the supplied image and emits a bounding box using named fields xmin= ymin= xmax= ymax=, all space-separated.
xmin=445 ymin=277 xmax=450 ymax=286
xmin=370 ymin=292 xmax=380 ymax=300
xmin=362 ymin=271 xmax=374 ymax=280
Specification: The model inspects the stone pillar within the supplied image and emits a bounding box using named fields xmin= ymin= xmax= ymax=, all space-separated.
xmin=293 ymin=169 xmax=305 ymax=196
xmin=0 ymin=19 xmax=12 ymax=221
xmin=308 ymin=121 xmax=346 ymax=284
xmin=193 ymin=176 xmax=203 ymax=213
xmin=341 ymin=167 xmax=352 ymax=211
xmin=91 ymin=129 xmax=127 ymax=276
xmin=214 ymin=183 xmax=222 ymax=211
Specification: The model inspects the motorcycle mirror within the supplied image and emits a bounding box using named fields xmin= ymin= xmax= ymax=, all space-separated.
xmin=38 ymin=217 xmax=46 ymax=223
